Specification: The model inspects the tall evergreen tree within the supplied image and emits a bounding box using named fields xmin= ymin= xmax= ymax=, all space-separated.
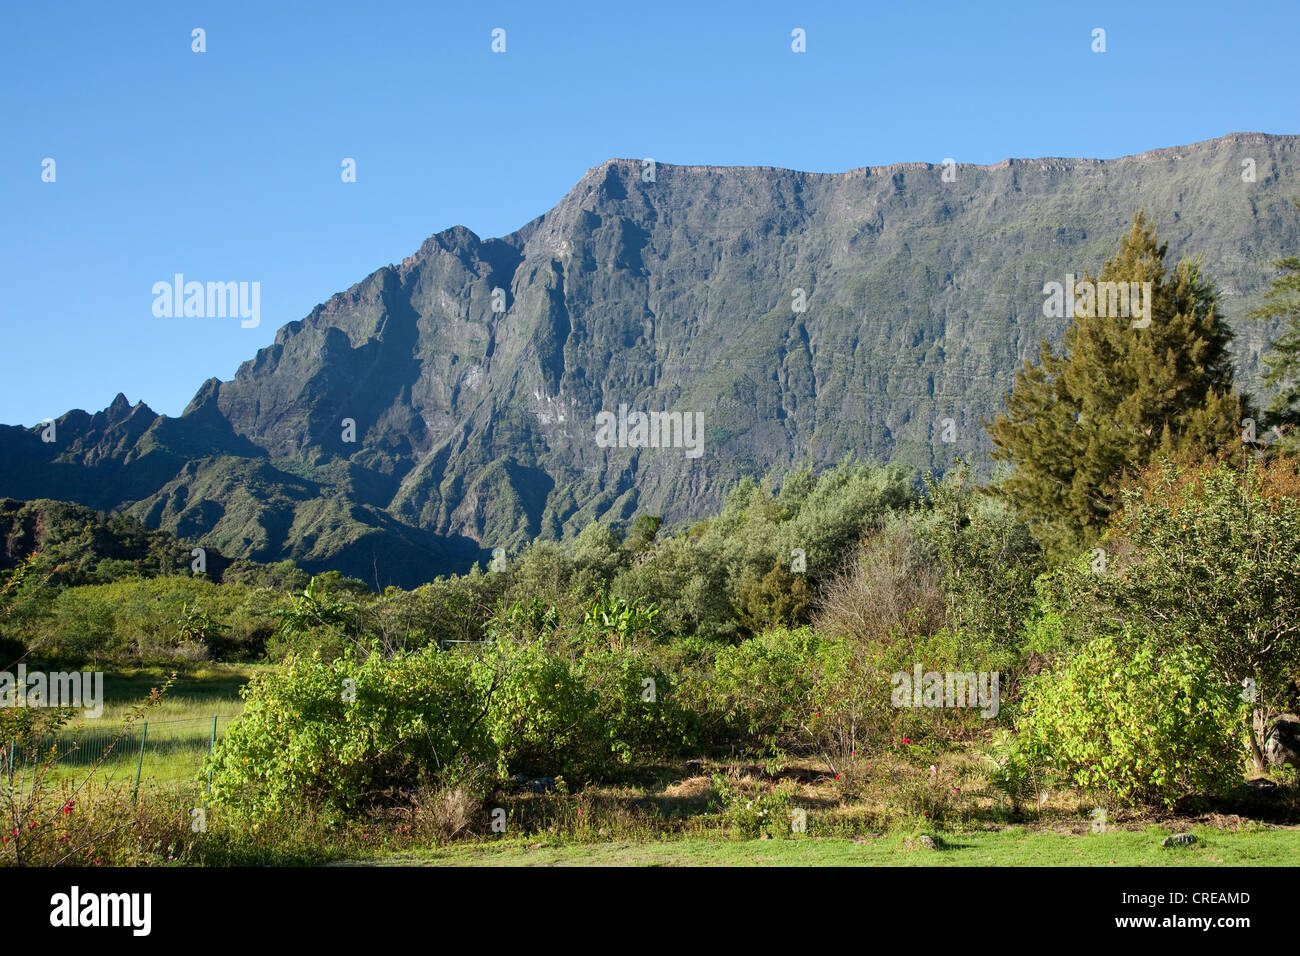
xmin=986 ymin=212 xmax=1244 ymax=557
xmin=1248 ymin=198 xmax=1300 ymax=434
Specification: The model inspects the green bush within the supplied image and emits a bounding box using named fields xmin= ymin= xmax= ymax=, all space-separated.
xmin=482 ymin=640 xmax=597 ymax=778
xmin=206 ymin=646 xmax=494 ymax=819
xmin=612 ymin=536 xmax=737 ymax=641
xmin=578 ymin=648 xmax=697 ymax=766
xmin=1014 ymin=633 xmax=1247 ymax=807
xmin=711 ymin=626 xmax=827 ymax=753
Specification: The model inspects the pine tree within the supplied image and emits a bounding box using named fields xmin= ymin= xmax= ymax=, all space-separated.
xmin=986 ymin=212 xmax=1245 ymax=558
xmin=1248 ymin=198 xmax=1300 ymax=434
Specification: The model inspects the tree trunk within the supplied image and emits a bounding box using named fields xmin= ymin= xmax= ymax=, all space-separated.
xmin=1249 ymin=707 xmax=1268 ymax=775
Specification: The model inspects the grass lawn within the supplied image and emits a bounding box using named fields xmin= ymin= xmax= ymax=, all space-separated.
xmin=371 ymin=826 xmax=1300 ymax=867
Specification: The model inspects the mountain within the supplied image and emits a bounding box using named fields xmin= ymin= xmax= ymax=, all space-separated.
xmin=2 ymin=133 xmax=1298 ymax=588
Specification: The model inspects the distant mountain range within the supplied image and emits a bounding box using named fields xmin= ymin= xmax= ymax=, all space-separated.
xmin=2 ymin=132 xmax=1297 ymax=588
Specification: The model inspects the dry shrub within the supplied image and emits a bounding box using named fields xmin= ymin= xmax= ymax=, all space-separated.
xmin=410 ymin=784 xmax=480 ymax=842
xmin=407 ymin=762 xmax=494 ymax=843
xmin=804 ymin=522 xmax=969 ymax=781
xmin=814 ymin=521 xmax=945 ymax=649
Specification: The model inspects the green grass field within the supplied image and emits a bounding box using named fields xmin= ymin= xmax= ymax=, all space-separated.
xmin=371 ymin=826 xmax=1300 ymax=867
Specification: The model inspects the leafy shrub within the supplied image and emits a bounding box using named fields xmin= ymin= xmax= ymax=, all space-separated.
xmin=578 ymin=648 xmax=697 ymax=766
xmin=1014 ymin=633 xmax=1246 ymax=807
xmin=482 ymin=641 xmax=596 ymax=778
xmin=912 ymin=466 xmax=1044 ymax=655
xmin=711 ymin=626 xmax=827 ymax=755
xmin=206 ymin=646 xmax=495 ymax=819
xmin=984 ymin=731 xmax=1047 ymax=815
xmin=612 ymin=536 xmax=737 ymax=641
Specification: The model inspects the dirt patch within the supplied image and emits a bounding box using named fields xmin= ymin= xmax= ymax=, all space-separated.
xmin=662 ymin=775 xmax=714 ymax=800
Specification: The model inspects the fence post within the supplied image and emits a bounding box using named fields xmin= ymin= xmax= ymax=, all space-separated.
xmin=133 ymin=721 xmax=148 ymax=806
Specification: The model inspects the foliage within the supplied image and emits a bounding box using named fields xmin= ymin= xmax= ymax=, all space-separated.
xmin=987 ymin=212 xmax=1246 ymax=557
xmin=1015 ymin=634 xmax=1246 ymax=807
xmin=1045 ymin=456 xmax=1300 ymax=769
xmin=481 ymin=639 xmax=596 ymax=778
xmin=737 ymin=560 xmax=811 ymax=633
xmin=711 ymin=773 xmax=799 ymax=839
xmin=711 ymin=626 xmax=827 ymax=758
xmin=206 ymin=647 xmax=495 ymax=819
xmin=1248 ymin=198 xmax=1300 ymax=432
xmin=914 ymin=466 xmax=1044 ymax=653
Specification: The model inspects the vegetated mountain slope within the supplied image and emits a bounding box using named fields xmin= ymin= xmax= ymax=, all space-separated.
xmin=2 ymin=133 xmax=1296 ymax=587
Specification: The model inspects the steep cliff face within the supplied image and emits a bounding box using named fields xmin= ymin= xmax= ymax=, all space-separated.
xmin=3 ymin=134 xmax=1297 ymax=586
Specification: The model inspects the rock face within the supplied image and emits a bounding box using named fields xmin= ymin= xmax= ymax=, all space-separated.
xmin=1 ymin=134 xmax=1298 ymax=587
xmin=1265 ymin=714 xmax=1300 ymax=769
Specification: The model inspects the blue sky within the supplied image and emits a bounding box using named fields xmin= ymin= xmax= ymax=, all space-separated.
xmin=3 ymin=0 xmax=1296 ymax=426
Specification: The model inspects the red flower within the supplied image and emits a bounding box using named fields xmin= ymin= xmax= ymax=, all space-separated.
xmin=902 ymin=737 xmax=911 ymax=744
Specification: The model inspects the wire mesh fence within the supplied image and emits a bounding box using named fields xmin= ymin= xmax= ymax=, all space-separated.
xmin=4 ymin=715 xmax=237 ymax=787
